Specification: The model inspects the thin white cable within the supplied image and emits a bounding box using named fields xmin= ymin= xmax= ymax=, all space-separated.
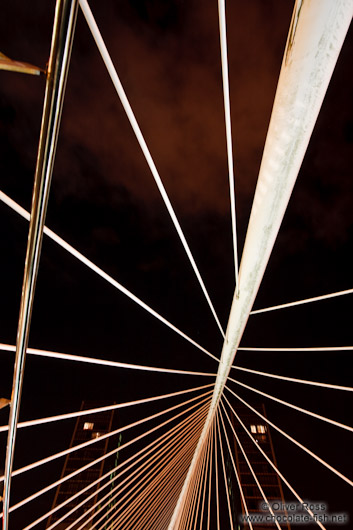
xmin=206 ymin=420 xmax=214 ymax=530
xmin=0 ymin=383 xmax=213 ymax=434
xmin=174 ymin=434 xmax=204 ymax=530
xmin=0 ymin=192 xmax=218 ymax=361
xmin=238 ymin=346 xmax=353 ymax=352
xmin=78 ymin=0 xmax=225 ymax=339
xmin=104 ymin=443 xmax=192 ymax=530
xmin=185 ymin=429 xmax=209 ymax=530
xmin=4 ymin=391 xmax=212 ymax=514
xmin=221 ymin=396 xmax=326 ymax=530
xmin=136 ymin=455 xmax=192 ymax=530
xmin=218 ymin=406 xmax=282 ymax=530
xmin=186 ymin=422 xmax=213 ymax=530
xmin=232 ymin=365 xmax=353 ymax=392
xmin=228 ymin=376 xmax=353 ymax=433
xmin=0 ymin=389 xmax=213 ymax=482
xmin=135 ymin=455 xmax=193 ymax=530
xmin=194 ymin=425 xmax=212 ymax=530
xmin=44 ymin=408 xmax=207 ymax=530
xmin=215 ymin=411 xmax=234 ymax=530
xmin=251 ymin=288 xmax=353 ymax=315
xmin=218 ymin=402 xmax=253 ymax=530
xmin=198 ymin=423 xmax=212 ymax=530
xmin=89 ymin=422 xmax=202 ymax=530
xmin=108 ymin=429 xmax=201 ymax=530
xmin=46 ymin=406 xmax=207 ymax=530
xmin=214 ymin=415 xmax=220 ymax=530
xmin=27 ymin=405 xmax=206 ymax=530
xmin=74 ymin=405 xmax=208 ymax=530
xmin=144 ymin=440 xmax=200 ymax=530
xmin=173 ymin=419 xmax=213 ymax=530
xmin=225 ymin=386 xmax=353 ymax=487
xmin=0 ymin=342 xmax=215 ymax=378
xmin=178 ymin=441 xmax=200 ymax=530
xmin=218 ymin=0 xmax=239 ymax=294
xmin=189 ymin=434 xmax=208 ymax=529
xmin=126 ymin=413 xmax=207 ymax=530
xmin=98 ymin=408 xmax=208 ymax=530
xmin=100 ymin=408 xmax=209 ymax=530
xmin=179 ymin=432 xmax=204 ymax=530
xmin=154 ymin=478 xmax=186 ymax=530
xmin=153 ymin=479 xmax=185 ymax=530
xmin=195 ymin=429 xmax=213 ymax=530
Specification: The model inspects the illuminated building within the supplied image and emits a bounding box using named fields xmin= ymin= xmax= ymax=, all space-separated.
xmin=230 ymin=403 xmax=291 ymax=530
xmin=46 ymin=402 xmax=114 ymax=529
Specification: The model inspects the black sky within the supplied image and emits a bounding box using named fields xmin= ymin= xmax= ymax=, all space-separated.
xmin=0 ymin=1 xmax=352 ymax=528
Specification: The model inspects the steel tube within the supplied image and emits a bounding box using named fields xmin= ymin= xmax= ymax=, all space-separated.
xmin=1 ymin=1 xmax=78 ymax=528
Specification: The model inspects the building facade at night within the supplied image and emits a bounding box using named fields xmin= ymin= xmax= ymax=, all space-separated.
xmin=46 ymin=402 xmax=115 ymax=530
xmin=230 ymin=403 xmax=291 ymax=530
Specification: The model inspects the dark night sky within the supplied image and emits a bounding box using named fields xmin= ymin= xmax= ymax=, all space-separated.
xmin=0 ymin=1 xmax=352 ymax=529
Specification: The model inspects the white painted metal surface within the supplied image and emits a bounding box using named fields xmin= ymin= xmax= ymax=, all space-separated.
xmin=168 ymin=1 xmax=353 ymax=527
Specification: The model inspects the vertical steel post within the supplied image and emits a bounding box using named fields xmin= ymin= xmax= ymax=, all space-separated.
xmin=2 ymin=1 xmax=78 ymax=527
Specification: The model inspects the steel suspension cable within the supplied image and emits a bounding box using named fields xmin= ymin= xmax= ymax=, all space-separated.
xmin=27 ymin=403 xmax=207 ymax=530
xmin=78 ymin=0 xmax=225 ymax=338
xmin=215 ymin=411 xmax=234 ymax=530
xmin=214 ymin=415 xmax=221 ymax=530
xmin=145 ymin=441 xmax=201 ymax=530
xmin=218 ymin=406 xmax=282 ymax=530
xmin=107 ymin=428 xmax=202 ymax=530
xmin=133 ymin=458 xmax=192 ymax=530
xmin=5 ymin=392 xmax=212 ymax=515
xmin=86 ymin=433 xmax=198 ymax=530
xmin=206 ymin=420 xmax=214 ymax=530
xmin=232 ymin=365 xmax=353 ymax=392
xmin=221 ymin=396 xmax=327 ymax=530
xmin=0 ymin=383 xmax=213 ymax=434
xmin=228 ymin=377 xmax=353 ymax=432
xmin=173 ymin=442 xmax=201 ymax=530
xmin=74 ymin=404 xmax=208 ymax=530
xmin=44 ymin=404 xmax=208 ymax=530
xmin=104 ymin=444 xmax=193 ymax=530
xmin=136 ymin=431 xmax=200 ymax=529
xmin=198 ymin=423 xmax=212 ymax=530
xmin=0 ymin=389 xmax=212 ymax=483
xmin=218 ymin=0 xmax=239 ymax=294
xmin=101 ymin=406 xmax=208 ymax=530
xmin=154 ymin=481 xmax=185 ymax=530
xmin=217 ymin=403 xmax=253 ymax=530
xmin=178 ymin=421 xmax=212 ymax=530
xmin=193 ymin=425 xmax=212 ymax=530
xmin=181 ymin=429 xmax=208 ymax=530
xmin=238 ymin=346 xmax=353 ymax=352
xmin=135 ymin=422 xmax=207 ymax=530
xmin=137 ymin=463 xmax=190 ymax=530
xmin=0 ymin=193 xmax=218 ymax=361
xmin=0 ymin=343 xmax=217 ymax=382
xmin=225 ymin=386 xmax=353 ymax=487
xmin=250 ymin=288 xmax=353 ymax=315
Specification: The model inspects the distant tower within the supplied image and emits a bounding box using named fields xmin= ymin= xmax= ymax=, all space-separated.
xmin=230 ymin=403 xmax=291 ymax=530
xmin=46 ymin=402 xmax=114 ymax=530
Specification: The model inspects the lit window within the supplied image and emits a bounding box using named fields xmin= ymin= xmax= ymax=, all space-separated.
xmin=83 ymin=422 xmax=94 ymax=430
xmin=257 ymin=425 xmax=266 ymax=433
xmin=92 ymin=432 xmax=101 ymax=439
xmin=250 ymin=425 xmax=257 ymax=433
